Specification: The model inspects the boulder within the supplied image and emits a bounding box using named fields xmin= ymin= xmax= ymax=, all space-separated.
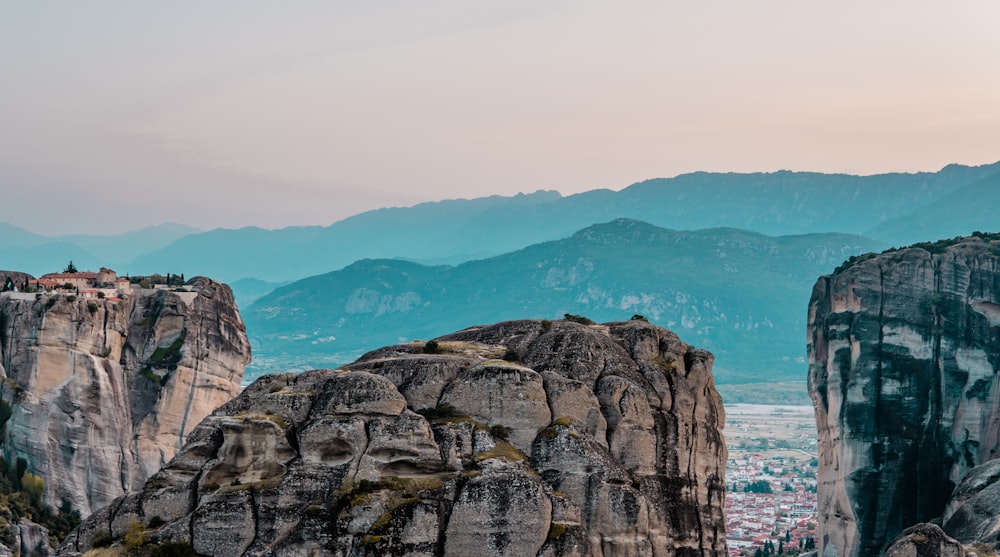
xmin=59 ymin=317 xmax=727 ymax=557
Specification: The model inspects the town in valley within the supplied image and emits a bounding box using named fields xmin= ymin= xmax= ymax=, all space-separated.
xmin=725 ymin=404 xmax=818 ymax=556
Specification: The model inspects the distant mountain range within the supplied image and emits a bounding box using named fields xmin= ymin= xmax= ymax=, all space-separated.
xmin=243 ymin=219 xmax=888 ymax=402
xmin=3 ymin=161 xmax=998 ymax=402
xmin=120 ymin=161 xmax=1000 ymax=283
xmin=3 ymin=162 xmax=997 ymax=284
xmin=0 ymin=222 xmax=201 ymax=276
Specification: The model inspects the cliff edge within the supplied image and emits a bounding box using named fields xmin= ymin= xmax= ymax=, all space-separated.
xmin=807 ymin=234 xmax=1000 ymax=557
xmin=0 ymin=276 xmax=251 ymax=516
xmin=59 ymin=317 xmax=727 ymax=557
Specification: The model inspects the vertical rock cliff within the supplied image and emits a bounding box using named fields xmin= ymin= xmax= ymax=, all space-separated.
xmin=59 ymin=317 xmax=727 ymax=557
xmin=807 ymin=235 xmax=1000 ymax=557
xmin=0 ymin=277 xmax=251 ymax=516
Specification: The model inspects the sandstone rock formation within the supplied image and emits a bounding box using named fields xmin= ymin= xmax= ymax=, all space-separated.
xmin=11 ymin=519 xmax=54 ymax=557
xmin=807 ymin=234 xmax=1000 ymax=557
xmin=0 ymin=276 xmax=250 ymax=516
xmin=883 ymin=523 xmax=966 ymax=557
xmin=58 ymin=317 xmax=727 ymax=557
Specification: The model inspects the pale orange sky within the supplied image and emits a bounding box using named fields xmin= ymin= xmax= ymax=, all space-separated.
xmin=2 ymin=1 xmax=999 ymax=235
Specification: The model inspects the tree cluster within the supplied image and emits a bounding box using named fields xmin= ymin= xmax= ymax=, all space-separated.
xmin=0 ymin=454 xmax=81 ymax=548
xmin=743 ymin=479 xmax=773 ymax=494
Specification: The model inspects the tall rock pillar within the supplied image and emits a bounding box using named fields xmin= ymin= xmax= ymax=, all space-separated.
xmin=807 ymin=236 xmax=1000 ymax=557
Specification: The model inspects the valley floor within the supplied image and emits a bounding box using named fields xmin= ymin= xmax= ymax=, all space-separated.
xmin=725 ymin=404 xmax=818 ymax=556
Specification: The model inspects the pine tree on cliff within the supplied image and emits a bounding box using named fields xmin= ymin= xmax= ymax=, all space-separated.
xmin=64 ymin=260 xmax=78 ymax=274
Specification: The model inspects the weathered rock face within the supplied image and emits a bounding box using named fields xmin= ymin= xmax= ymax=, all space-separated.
xmin=941 ymin=458 xmax=1000 ymax=546
xmin=883 ymin=523 xmax=965 ymax=557
xmin=0 ymin=277 xmax=250 ymax=516
xmin=807 ymin=235 xmax=1000 ymax=557
xmin=59 ymin=318 xmax=727 ymax=557
xmin=13 ymin=519 xmax=54 ymax=557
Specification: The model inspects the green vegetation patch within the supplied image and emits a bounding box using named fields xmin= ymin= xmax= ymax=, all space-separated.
xmin=475 ymin=440 xmax=525 ymax=463
xmin=548 ymin=523 xmax=568 ymax=540
xmin=123 ymin=520 xmax=149 ymax=552
xmin=563 ymin=313 xmax=595 ymax=325
xmin=90 ymin=531 xmax=113 ymax=548
xmin=149 ymin=331 xmax=186 ymax=368
xmin=221 ymin=476 xmax=283 ymax=493
xmin=489 ymin=424 xmax=513 ymax=441
xmin=653 ymin=353 xmax=677 ymax=371
xmin=416 ymin=402 xmax=463 ymax=421
xmin=716 ymin=382 xmax=812 ymax=405
xmin=421 ymin=340 xmax=440 ymax=354
xmin=235 ymin=413 xmax=289 ymax=429
xmin=0 ymin=456 xmax=81 ymax=548
xmin=83 ymin=521 xmax=197 ymax=556
xmin=968 ymin=541 xmax=998 ymax=557
xmin=369 ymin=497 xmax=420 ymax=533
xmin=139 ymin=368 xmax=161 ymax=385
xmin=501 ymin=346 xmax=521 ymax=362
xmin=336 ymin=476 xmax=448 ymax=508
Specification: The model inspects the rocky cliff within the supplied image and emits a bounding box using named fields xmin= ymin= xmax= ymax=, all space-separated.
xmin=59 ymin=317 xmax=727 ymax=557
xmin=807 ymin=234 xmax=1000 ymax=557
xmin=0 ymin=276 xmax=251 ymax=516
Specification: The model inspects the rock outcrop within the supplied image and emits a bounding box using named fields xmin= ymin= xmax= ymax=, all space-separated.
xmin=939 ymin=457 xmax=1000 ymax=547
xmin=0 ymin=277 xmax=251 ymax=516
xmin=807 ymin=234 xmax=1000 ymax=557
xmin=59 ymin=317 xmax=727 ymax=557
xmin=0 ymin=272 xmax=34 ymax=293
xmin=883 ymin=523 xmax=965 ymax=557
xmin=12 ymin=519 xmax=54 ymax=557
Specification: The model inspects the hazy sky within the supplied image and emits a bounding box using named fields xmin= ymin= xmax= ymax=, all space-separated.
xmin=3 ymin=1 xmax=999 ymax=235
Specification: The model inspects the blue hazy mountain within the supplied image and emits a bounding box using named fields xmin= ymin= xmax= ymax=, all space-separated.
xmin=243 ymin=219 xmax=888 ymax=402
xmin=864 ymin=171 xmax=1000 ymax=246
xmin=127 ymin=161 xmax=1000 ymax=283
xmin=64 ymin=223 xmax=203 ymax=268
xmin=229 ymin=277 xmax=292 ymax=308
xmin=128 ymin=190 xmax=565 ymax=282
xmin=0 ymin=223 xmax=201 ymax=276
